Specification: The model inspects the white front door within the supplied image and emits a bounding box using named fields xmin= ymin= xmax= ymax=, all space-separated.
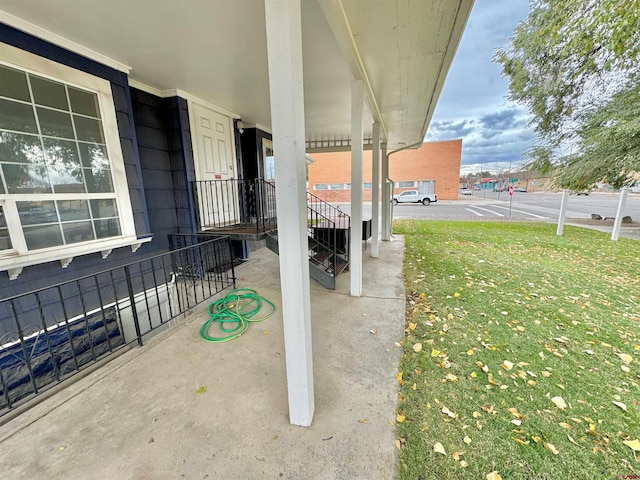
xmin=191 ymin=103 xmax=238 ymax=227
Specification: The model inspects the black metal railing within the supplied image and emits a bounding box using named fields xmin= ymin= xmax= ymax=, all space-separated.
xmin=0 ymin=236 xmax=235 ymax=417
xmin=191 ymin=179 xmax=277 ymax=235
xmin=306 ymin=191 xmax=350 ymax=276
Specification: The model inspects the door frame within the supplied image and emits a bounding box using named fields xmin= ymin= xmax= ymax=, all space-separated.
xmin=187 ymin=99 xmax=240 ymax=228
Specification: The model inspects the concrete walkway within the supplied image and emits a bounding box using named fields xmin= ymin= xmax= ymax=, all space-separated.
xmin=0 ymin=238 xmax=406 ymax=480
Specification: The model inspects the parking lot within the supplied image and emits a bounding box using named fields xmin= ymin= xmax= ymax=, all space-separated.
xmin=338 ymin=191 xmax=640 ymax=222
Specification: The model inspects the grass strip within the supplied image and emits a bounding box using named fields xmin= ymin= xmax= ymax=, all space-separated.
xmin=394 ymin=220 xmax=640 ymax=479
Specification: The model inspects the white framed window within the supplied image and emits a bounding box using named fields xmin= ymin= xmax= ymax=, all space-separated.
xmin=398 ymin=181 xmax=415 ymax=188
xmin=314 ymin=184 xmax=328 ymax=190
xmin=0 ymin=43 xmax=142 ymax=278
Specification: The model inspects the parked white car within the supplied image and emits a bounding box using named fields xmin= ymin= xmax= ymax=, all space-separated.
xmin=392 ymin=189 xmax=437 ymax=206
xmin=460 ymin=188 xmax=472 ymax=195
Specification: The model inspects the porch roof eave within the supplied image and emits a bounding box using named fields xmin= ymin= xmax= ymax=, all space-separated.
xmin=0 ymin=0 xmax=474 ymax=152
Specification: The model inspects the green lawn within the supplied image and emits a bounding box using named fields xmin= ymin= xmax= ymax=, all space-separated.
xmin=394 ymin=220 xmax=640 ymax=480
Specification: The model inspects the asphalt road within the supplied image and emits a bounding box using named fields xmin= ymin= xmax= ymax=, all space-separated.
xmin=338 ymin=191 xmax=640 ymax=223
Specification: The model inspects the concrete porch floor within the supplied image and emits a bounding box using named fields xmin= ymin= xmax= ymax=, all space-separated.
xmin=0 ymin=237 xmax=406 ymax=480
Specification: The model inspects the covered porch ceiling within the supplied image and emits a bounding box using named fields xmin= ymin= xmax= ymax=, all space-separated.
xmin=0 ymin=0 xmax=473 ymax=151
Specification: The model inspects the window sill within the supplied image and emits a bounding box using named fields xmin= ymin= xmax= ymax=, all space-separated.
xmin=0 ymin=235 xmax=153 ymax=280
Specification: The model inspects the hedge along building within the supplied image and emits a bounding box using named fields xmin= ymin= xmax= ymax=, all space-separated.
xmin=308 ymin=139 xmax=462 ymax=202
xmin=0 ymin=0 xmax=473 ymax=426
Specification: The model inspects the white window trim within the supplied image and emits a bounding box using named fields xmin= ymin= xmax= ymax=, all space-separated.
xmin=0 ymin=43 xmax=146 ymax=279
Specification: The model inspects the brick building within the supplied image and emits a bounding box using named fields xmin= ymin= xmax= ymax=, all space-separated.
xmin=308 ymin=139 xmax=462 ymax=202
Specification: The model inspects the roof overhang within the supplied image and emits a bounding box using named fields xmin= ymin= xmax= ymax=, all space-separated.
xmin=0 ymin=0 xmax=473 ymax=151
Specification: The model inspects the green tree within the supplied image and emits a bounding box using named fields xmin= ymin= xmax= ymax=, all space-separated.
xmin=495 ymin=0 xmax=640 ymax=188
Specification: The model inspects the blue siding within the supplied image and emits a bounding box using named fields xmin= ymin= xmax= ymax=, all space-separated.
xmin=130 ymin=88 xmax=180 ymax=251
xmin=165 ymin=97 xmax=197 ymax=233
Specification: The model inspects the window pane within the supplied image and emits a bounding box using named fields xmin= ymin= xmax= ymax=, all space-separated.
xmin=62 ymin=221 xmax=95 ymax=244
xmin=69 ymin=87 xmax=99 ymax=117
xmin=78 ymin=142 xmax=109 ymax=169
xmin=0 ymin=65 xmax=31 ymax=102
xmin=36 ymin=107 xmax=74 ymax=139
xmin=0 ymin=131 xmax=44 ymax=164
xmin=73 ymin=116 xmax=104 ymax=143
xmin=94 ymin=218 xmax=121 ymax=239
xmin=30 ymin=75 xmax=69 ymax=110
xmin=17 ymin=200 xmax=58 ymax=225
xmin=0 ymin=206 xmax=11 ymax=250
xmin=90 ymin=199 xmax=118 ymax=218
xmin=0 ymin=98 xmax=38 ymax=133
xmin=42 ymin=138 xmax=84 ymax=193
xmin=23 ymin=224 xmax=63 ymax=249
xmin=3 ymin=163 xmax=52 ymax=193
xmin=84 ymin=167 xmax=113 ymax=193
xmin=59 ymin=200 xmax=90 ymax=221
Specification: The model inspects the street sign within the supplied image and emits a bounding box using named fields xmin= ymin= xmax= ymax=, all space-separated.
xmin=509 ymin=185 xmax=514 ymax=196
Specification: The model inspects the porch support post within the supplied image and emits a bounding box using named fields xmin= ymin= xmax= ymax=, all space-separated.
xmin=350 ymin=79 xmax=364 ymax=296
xmin=381 ymin=143 xmax=390 ymax=241
xmin=264 ymin=0 xmax=314 ymax=426
xmin=371 ymin=122 xmax=380 ymax=257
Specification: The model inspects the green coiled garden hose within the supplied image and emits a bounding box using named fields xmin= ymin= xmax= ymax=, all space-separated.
xmin=199 ymin=288 xmax=276 ymax=343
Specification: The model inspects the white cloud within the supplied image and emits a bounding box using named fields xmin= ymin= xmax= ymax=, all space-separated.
xmin=427 ymin=0 xmax=534 ymax=173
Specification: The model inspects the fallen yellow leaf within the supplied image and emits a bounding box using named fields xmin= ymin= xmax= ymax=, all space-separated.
xmin=544 ymin=442 xmax=559 ymax=455
xmin=466 ymin=349 xmax=474 ymax=356
xmin=613 ymin=401 xmax=628 ymax=411
xmin=616 ymin=352 xmax=633 ymax=364
xmin=508 ymin=407 xmax=523 ymax=419
xmin=408 ymin=322 xmax=417 ymax=331
xmin=454 ymin=292 xmax=460 ymax=298
xmin=433 ymin=442 xmax=446 ymax=455
xmin=567 ymin=434 xmax=578 ymax=445
xmin=411 ymin=383 xmax=417 ymax=391
xmin=431 ymin=349 xmax=441 ymax=357
xmin=514 ymin=438 xmax=529 ymax=445
xmin=559 ymin=422 xmax=572 ymax=430
xmin=441 ymin=406 xmax=456 ymax=418
xmin=394 ymin=439 xmax=402 ymax=450
xmin=460 ymin=460 xmax=469 ymax=468
xmin=623 ymin=439 xmax=640 ymax=452
xmin=502 ymin=360 xmax=514 ymax=371
xmin=486 ymin=471 xmax=502 ymax=480
xmin=396 ymin=414 xmax=406 ymax=423
xmin=551 ymin=396 xmax=567 ymax=410
xmin=445 ymin=373 xmax=458 ymax=382
xmin=413 ymin=342 xmax=423 ymax=353
xmin=463 ymin=436 xmax=471 ymax=445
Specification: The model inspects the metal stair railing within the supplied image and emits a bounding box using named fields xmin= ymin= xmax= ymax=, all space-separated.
xmin=191 ymin=179 xmax=277 ymax=235
xmin=306 ymin=191 xmax=350 ymax=276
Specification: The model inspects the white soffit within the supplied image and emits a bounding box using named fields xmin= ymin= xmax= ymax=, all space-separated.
xmin=0 ymin=0 xmax=472 ymax=150
xmin=322 ymin=0 xmax=474 ymax=150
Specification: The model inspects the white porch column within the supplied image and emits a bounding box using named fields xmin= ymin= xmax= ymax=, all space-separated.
xmin=371 ymin=122 xmax=380 ymax=257
xmin=264 ymin=0 xmax=314 ymax=426
xmin=381 ymin=144 xmax=390 ymax=241
xmin=350 ymin=79 xmax=364 ymax=296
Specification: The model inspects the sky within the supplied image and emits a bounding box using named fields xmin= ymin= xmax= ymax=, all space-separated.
xmin=426 ymin=0 xmax=534 ymax=176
